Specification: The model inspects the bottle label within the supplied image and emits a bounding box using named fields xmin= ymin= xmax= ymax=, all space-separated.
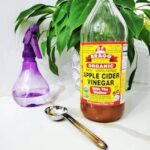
xmin=80 ymin=42 xmax=128 ymax=106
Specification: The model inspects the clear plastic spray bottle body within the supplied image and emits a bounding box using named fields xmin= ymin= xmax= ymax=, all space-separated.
xmin=13 ymin=57 xmax=50 ymax=107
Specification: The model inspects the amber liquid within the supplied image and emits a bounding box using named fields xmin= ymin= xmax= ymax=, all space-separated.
xmin=81 ymin=101 xmax=125 ymax=122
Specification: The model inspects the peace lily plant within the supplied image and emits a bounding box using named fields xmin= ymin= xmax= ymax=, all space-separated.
xmin=15 ymin=0 xmax=150 ymax=89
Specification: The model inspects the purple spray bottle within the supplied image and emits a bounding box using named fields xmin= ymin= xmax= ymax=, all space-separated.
xmin=12 ymin=24 xmax=50 ymax=107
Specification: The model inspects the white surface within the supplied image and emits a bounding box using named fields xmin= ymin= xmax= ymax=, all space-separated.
xmin=0 ymin=83 xmax=150 ymax=150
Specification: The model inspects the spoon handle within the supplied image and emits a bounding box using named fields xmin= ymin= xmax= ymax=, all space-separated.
xmin=63 ymin=113 xmax=107 ymax=149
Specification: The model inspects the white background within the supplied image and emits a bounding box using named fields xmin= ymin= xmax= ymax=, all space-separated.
xmin=0 ymin=0 xmax=150 ymax=96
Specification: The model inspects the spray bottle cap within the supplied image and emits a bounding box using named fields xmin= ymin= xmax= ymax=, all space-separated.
xmin=23 ymin=24 xmax=42 ymax=59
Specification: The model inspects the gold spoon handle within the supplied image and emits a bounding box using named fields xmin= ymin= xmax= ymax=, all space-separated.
xmin=63 ymin=113 xmax=108 ymax=149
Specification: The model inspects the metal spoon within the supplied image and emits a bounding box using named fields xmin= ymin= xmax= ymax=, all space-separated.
xmin=45 ymin=105 xmax=108 ymax=149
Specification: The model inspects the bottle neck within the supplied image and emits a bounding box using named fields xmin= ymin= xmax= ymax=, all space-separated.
xmin=22 ymin=58 xmax=39 ymax=73
xmin=23 ymin=57 xmax=36 ymax=62
xmin=23 ymin=45 xmax=36 ymax=58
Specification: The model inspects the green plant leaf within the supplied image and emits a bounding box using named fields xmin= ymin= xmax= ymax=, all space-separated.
xmin=49 ymin=47 xmax=59 ymax=75
xmin=120 ymin=8 xmax=144 ymax=38
xmin=127 ymin=45 xmax=138 ymax=90
xmin=64 ymin=0 xmax=96 ymax=48
xmin=136 ymin=0 xmax=150 ymax=3
xmin=56 ymin=0 xmax=68 ymax=6
xmin=47 ymin=34 xmax=51 ymax=55
xmin=47 ymin=23 xmax=54 ymax=56
xmin=47 ymin=25 xmax=55 ymax=56
xmin=139 ymin=26 xmax=150 ymax=54
xmin=15 ymin=19 xmax=24 ymax=32
xmin=56 ymin=28 xmax=67 ymax=55
xmin=128 ymin=30 xmax=135 ymax=65
xmin=75 ymin=43 xmax=80 ymax=53
xmin=53 ymin=3 xmax=67 ymax=24
xmin=51 ymin=48 xmax=55 ymax=63
xmin=47 ymin=31 xmax=59 ymax=75
xmin=15 ymin=4 xmax=45 ymax=32
xmin=114 ymin=0 xmax=135 ymax=10
xmin=67 ymin=0 xmax=96 ymax=36
xmin=41 ymin=41 xmax=47 ymax=57
xmin=37 ymin=14 xmax=49 ymax=25
xmin=47 ymin=35 xmax=58 ymax=75
xmin=67 ymin=27 xmax=80 ymax=50
xmin=127 ymin=68 xmax=137 ymax=90
xmin=54 ymin=0 xmax=72 ymax=35
xmin=143 ymin=9 xmax=150 ymax=19
xmin=49 ymin=57 xmax=59 ymax=75
xmin=53 ymin=1 xmax=73 ymax=54
xmin=28 ymin=6 xmax=54 ymax=18
xmin=16 ymin=4 xmax=44 ymax=21
xmin=55 ymin=15 xmax=68 ymax=35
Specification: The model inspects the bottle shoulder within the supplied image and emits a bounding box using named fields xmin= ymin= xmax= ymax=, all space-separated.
xmin=81 ymin=0 xmax=128 ymax=42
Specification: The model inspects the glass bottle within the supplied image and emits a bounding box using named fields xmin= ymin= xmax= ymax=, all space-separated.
xmin=80 ymin=0 xmax=128 ymax=122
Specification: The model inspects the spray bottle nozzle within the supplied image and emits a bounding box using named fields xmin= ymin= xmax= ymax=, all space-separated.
xmin=23 ymin=24 xmax=42 ymax=59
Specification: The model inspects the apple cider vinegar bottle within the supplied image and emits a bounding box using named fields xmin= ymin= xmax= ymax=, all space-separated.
xmin=80 ymin=0 xmax=128 ymax=122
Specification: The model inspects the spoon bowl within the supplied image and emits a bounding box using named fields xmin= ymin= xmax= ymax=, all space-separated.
xmin=45 ymin=105 xmax=68 ymax=121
